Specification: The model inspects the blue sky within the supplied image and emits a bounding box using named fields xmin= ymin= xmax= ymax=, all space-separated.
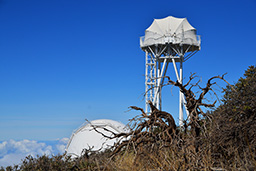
xmin=0 ymin=0 xmax=255 ymax=143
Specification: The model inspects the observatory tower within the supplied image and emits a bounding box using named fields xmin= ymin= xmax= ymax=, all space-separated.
xmin=140 ymin=16 xmax=201 ymax=126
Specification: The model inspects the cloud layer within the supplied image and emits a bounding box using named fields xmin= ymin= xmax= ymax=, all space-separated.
xmin=0 ymin=138 xmax=69 ymax=167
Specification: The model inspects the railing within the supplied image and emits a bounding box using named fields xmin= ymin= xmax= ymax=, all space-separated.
xmin=197 ymin=35 xmax=201 ymax=46
xmin=140 ymin=36 xmax=145 ymax=47
xmin=140 ymin=35 xmax=201 ymax=48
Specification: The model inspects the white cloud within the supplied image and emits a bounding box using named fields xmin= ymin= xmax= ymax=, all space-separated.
xmin=56 ymin=144 xmax=66 ymax=154
xmin=0 ymin=138 xmax=69 ymax=168
xmin=0 ymin=141 xmax=8 ymax=157
xmin=0 ymin=153 xmax=25 ymax=168
xmin=55 ymin=138 xmax=69 ymax=154
xmin=59 ymin=137 xmax=69 ymax=144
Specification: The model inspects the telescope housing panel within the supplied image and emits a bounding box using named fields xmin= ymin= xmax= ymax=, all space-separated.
xmin=140 ymin=16 xmax=201 ymax=55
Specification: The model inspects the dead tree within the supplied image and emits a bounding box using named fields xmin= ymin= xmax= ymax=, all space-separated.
xmin=165 ymin=73 xmax=230 ymax=152
xmin=89 ymin=73 xmax=230 ymax=155
xmin=89 ymin=100 xmax=176 ymax=156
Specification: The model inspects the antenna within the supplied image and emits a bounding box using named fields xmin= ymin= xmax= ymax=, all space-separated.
xmin=140 ymin=16 xmax=201 ymax=126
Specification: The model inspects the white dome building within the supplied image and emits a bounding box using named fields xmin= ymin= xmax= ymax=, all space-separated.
xmin=66 ymin=119 xmax=128 ymax=158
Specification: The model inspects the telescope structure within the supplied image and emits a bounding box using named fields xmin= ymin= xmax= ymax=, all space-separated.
xmin=140 ymin=16 xmax=201 ymax=126
xmin=66 ymin=119 xmax=128 ymax=158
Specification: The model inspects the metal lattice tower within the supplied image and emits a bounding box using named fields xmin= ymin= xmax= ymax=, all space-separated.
xmin=140 ymin=16 xmax=201 ymax=126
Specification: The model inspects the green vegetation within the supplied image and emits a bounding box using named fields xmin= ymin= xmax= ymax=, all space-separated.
xmin=2 ymin=65 xmax=255 ymax=171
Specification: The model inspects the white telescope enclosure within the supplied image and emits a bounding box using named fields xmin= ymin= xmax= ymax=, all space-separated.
xmin=66 ymin=119 xmax=128 ymax=158
xmin=140 ymin=16 xmax=201 ymax=126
